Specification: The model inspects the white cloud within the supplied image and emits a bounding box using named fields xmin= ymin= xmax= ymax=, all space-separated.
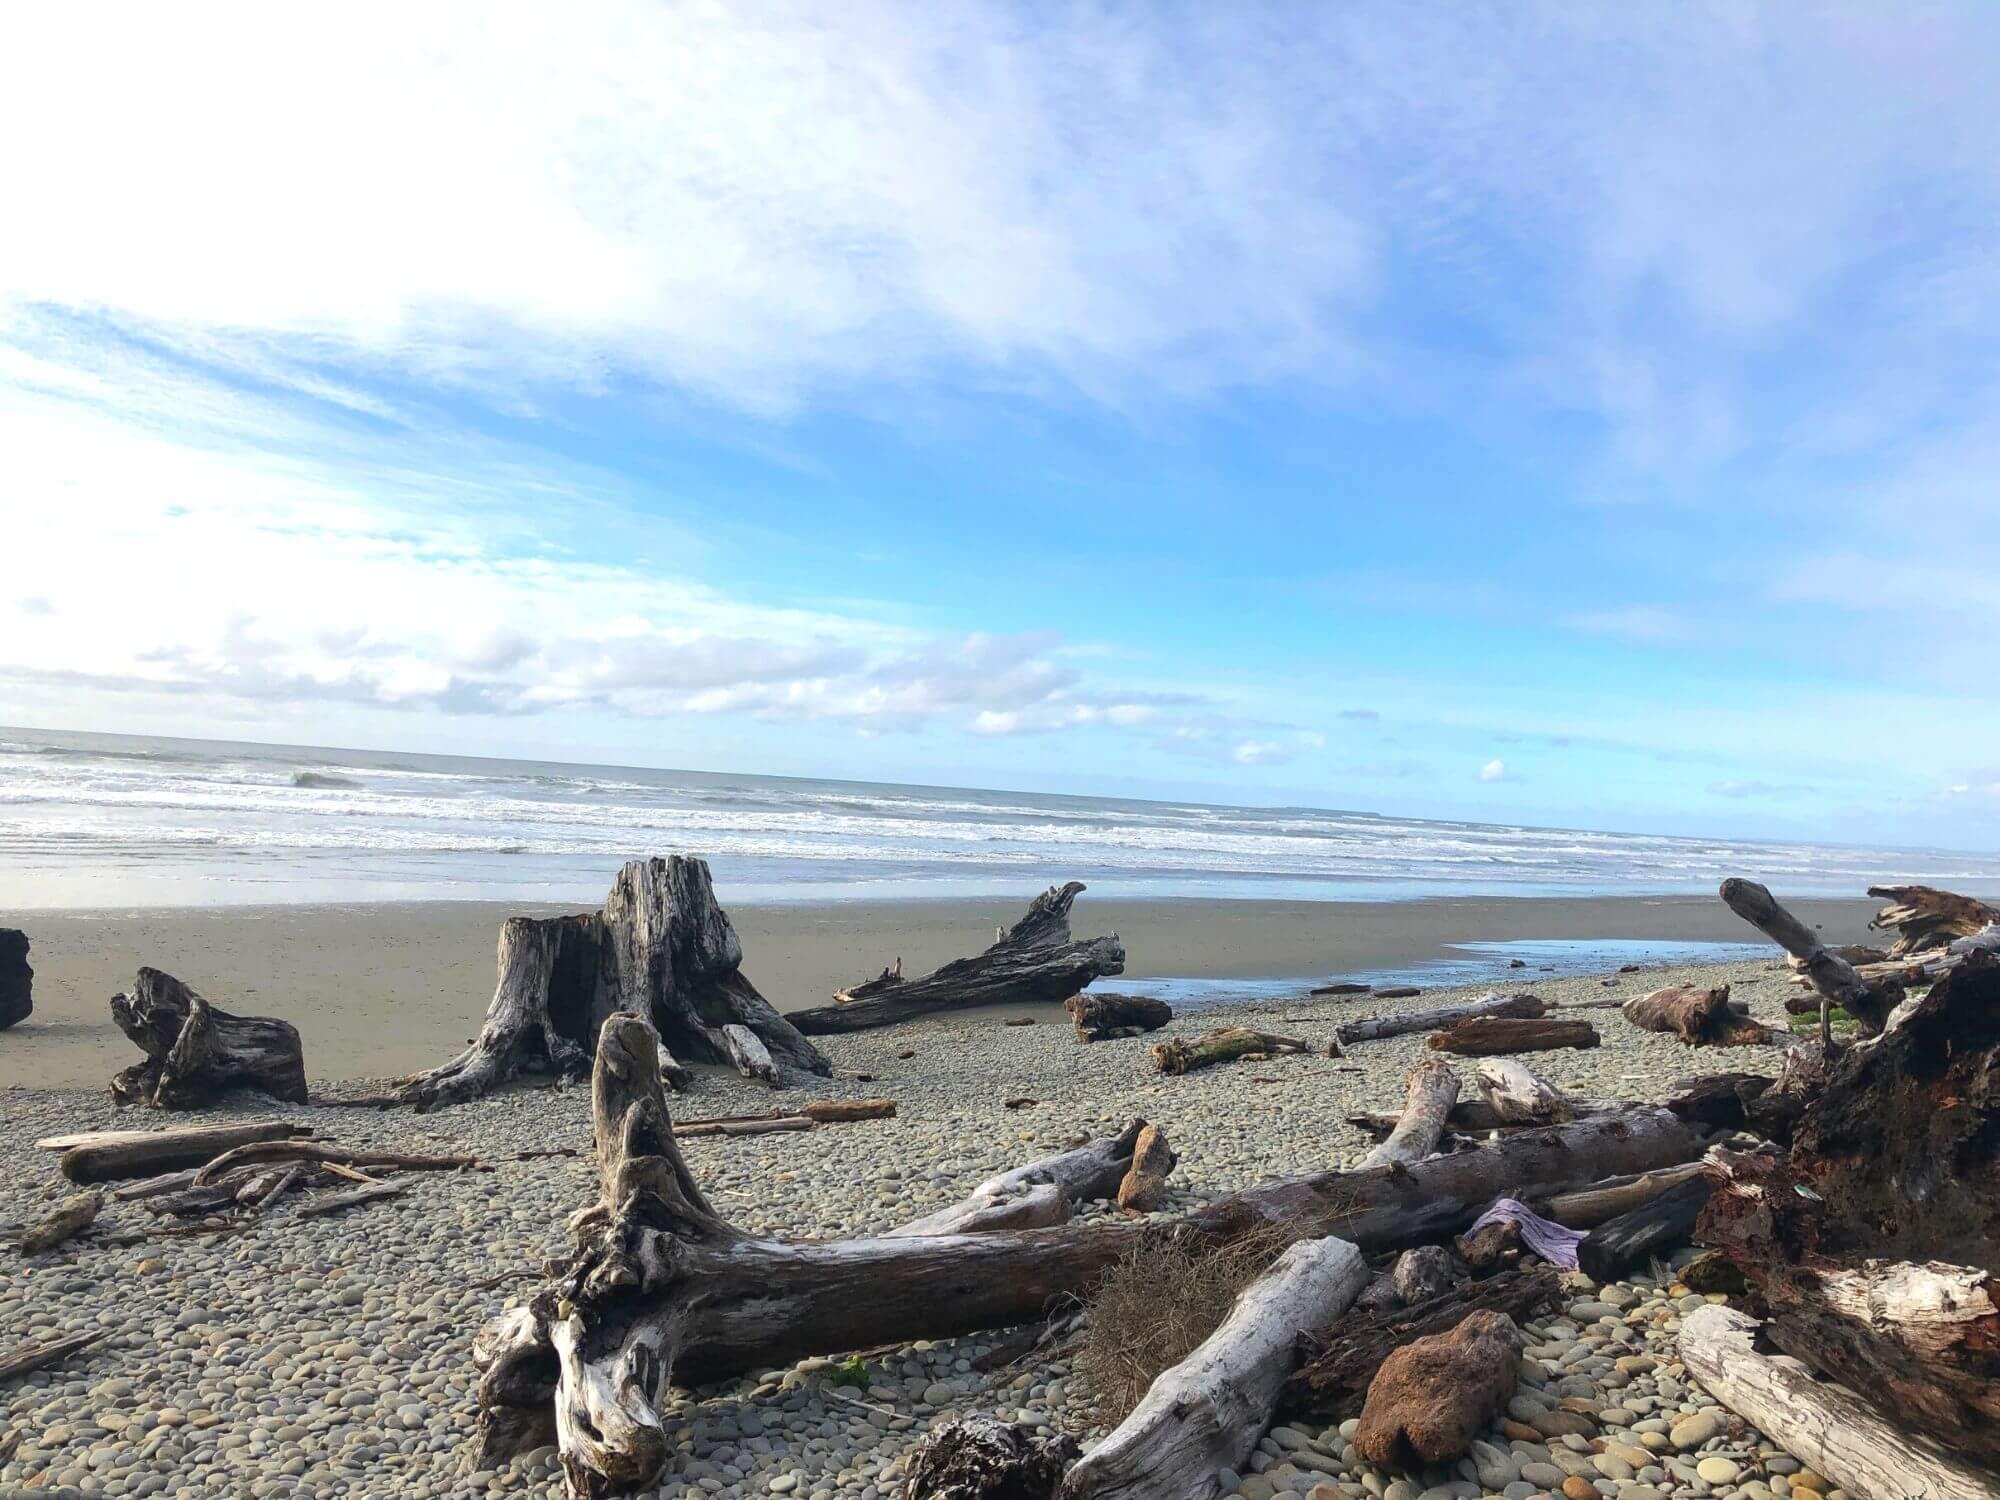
xmin=1478 ymin=758 xmax=1508 ymax=783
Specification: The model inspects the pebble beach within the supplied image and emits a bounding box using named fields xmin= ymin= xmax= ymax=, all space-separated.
xmin=0 ymin=953 xmax=1832 ymax=1500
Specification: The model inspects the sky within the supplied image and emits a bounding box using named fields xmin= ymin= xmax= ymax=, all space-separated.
xmin=5 ymin=2 xmax=2000 ymax=847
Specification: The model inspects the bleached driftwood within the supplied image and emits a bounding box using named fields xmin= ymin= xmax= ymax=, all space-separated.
xmin=792 ymin=883 xmax=1125 ymax=1035
xmin=14 ymin=1192 xmax=103 ymax=1254
xmin=890 ymin=1121 xmax=1150 ymax=1237
xmin=1336 ymin=993 xmax=1544 ymax=1046
xmin=1538 ymin=1161 xmax=1710 ymax=1229
xmin=109 ymin=969 xmax=307 ymax=1108
xmin=1720 ymin=877 xmax=1896 ymax=1035
xmin=1060 ymin=1236 xmax=1369 ymax=1499
xmin=56 ymin=1121 xmax=306 ymax=1183
xmin=719 ymin=1023 xmax=778 ymax=1086
xmin=1359 ymin=1059 xmax=1460 ymax=1169
xmin=1473 ymin=1058 xmax=1573 ymax=1125
xmin=1680 ymin=1305 xmax=2000 ymax=1500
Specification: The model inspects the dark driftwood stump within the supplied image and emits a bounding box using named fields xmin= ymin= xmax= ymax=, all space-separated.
xmin=1621 ymin=984 xmax=1770 ymax=1047
xmin=0 ymin=928 xmax=30 ymax=1030
xmin=389 ymin=856 xmax=830 ymax=1107
xmin=791 ymin=882 xmax=1124 ymax=1035
xmin=1064 ymin=991 xmax=1172 ymax=1041
xmin=110 ymin=969 xmax=307 ymax=1108
xmin=1576 ymin=1174 xmax=1713 ymax=1280
xmin=1353 ymin=1309 xmax=1523 ymax=1468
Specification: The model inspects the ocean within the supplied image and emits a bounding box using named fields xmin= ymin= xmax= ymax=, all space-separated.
xmin=5 ymin=726 xmax=1998 ymax=909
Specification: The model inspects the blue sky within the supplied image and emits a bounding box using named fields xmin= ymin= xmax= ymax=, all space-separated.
xmin=5 ymin=2 xmax=2000 ymax=846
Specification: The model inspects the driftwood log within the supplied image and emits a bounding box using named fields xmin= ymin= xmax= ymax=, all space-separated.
xmin=792 ymin=883 xmax=1124 ymax=1035
xmin=0 ymin=1330 xmax=106 ymax=1384
xmin=1472 ymin=1058 xmax=1572 ymax=1125
xmin=56 ymin=1121 xmax=306 ymax=1183
xmin=389 ymin=857 xmax=830 ymax=1107
xmin=0 ymin=928 xmax=29 ymax=1029
xmin=1720 ymin=877 xmax=1897 ymax=1036
xmin=109 ymin=969 xmax=307 ymax=1108
xmin=1426 ymin=1016 xmax=1599 ymax=1056
xmin=889 ymin=1122 xmax=1152 ymax=1237
xmin=1869 ymin=883 xmax=2000 ymax=957
xmin=1353 ymin=1310 xmax=1522 ymax=1469
xmin=1662 ymin=1071 xmax=1805 ymax=1142
xmin=1059 ymin=1236 xmax=1369 ymax=1499
xmin=1575 ymin=1174 xmax=1712 ymax=1280
xmin=1286 ymin=1265 xmax=1561 ymax=1419
xmin=1114 ymin=1124 xmax=1176 ymax=1214
xmin=1621 ymin=984 xmax=1770 ymax=1047
xmin=16 ymin=1192 xmax=102 ymax=1254
xmin=1336 ymin=993 xmax=1544 ymax=1046
xmin=1680 ymin=1305 xmax=2000 ymax=1500
xmin=1065 ymin=992 xmax=1172 ymax=1042
xmin=1359 ymin=1059 xmax=1460 ymax=1169
xmin=1152 ymin=1028 xmax=1318 ymax=1074
xmin=468 ymin=1013 xmax=1712 ymax=1491
xmin=1539 ymin=1161 xmax=1711 ymax=1229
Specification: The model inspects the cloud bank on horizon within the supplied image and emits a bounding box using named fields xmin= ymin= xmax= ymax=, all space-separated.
xmin=4 ymin=2 xmax=2000 ymax=843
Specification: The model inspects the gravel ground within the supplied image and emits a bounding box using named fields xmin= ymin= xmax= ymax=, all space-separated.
xmin=0 ymin=957 xmax=1812 ymax=1500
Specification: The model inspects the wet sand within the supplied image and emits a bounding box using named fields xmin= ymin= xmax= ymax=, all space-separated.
xmin=0 ymin=892 xmax=1875 ymax=1088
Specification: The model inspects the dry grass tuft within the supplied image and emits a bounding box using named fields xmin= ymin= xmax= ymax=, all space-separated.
xmin=1073 ymin=1224 xmax=1294 ymax=1422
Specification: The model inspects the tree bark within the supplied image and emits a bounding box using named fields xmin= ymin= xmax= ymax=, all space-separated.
xmin=1153 ymin=1028 xmax=1317 ymax=1075
xmin=0 ymin=928 xmax=30 ymax=1030
xmin=1680 ymin=1304 xmax=2000 ymax=1500
xmin=1360 ymin=1060 xmax=1461 ymax=1169
xmin=1720 ymin=877 xmax=1897 ymax=1035
xmin=1473 ymin=1059 xmax=1573 ymax=1125
xmin=1575 ymin=1174 xmax=1713 ymax=1281
xmin=469 ymin=1033 xmax=1711 ymax=1492
xmin=1058 ymin=1237 xmax=1369 ymax=1500
xmin=1065 ymin=993 xmax=1172 ymax=1042
xmin=1426 ymin=1017 xmax=1599 ymax=1056
xmin=1114 ymin=1124 xmax=1176 ymax=1214
xmin=1622 ymin=984 xmax=1771 ymax=1046
xmin=1336 ymin=993 xmax=1545 ymax=1046
xmin=1868 ymin=883 xmax=2000 ymax=957
xmin=109 ymin=970 xmax=306 ymax=1108
xmin=1353 ymin=1310 xmax=1523 ymax=1468
xmin=791 ymin=884 xmax=1125 ymax=1035
xmin=55 ymin=1121 xmax=306 ymax=1183
xmin=1286 ymin=1266 xmax=1561 ymax=1420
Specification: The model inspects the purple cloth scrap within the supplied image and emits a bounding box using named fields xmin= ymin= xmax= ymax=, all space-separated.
xmin=1466 ymin=1194 xmax=1586 ymax=1270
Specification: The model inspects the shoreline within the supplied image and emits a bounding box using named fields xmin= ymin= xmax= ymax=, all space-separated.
xmin=0 ymin=891 xmax=1874 ymax=1089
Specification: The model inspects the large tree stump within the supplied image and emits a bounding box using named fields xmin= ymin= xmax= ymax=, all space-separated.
xmin=791 ymin=883 xmax=1125 ymax=1034
xmin=470 ymin=1027 xmax=1711 ymax=1492
xmin=1868 ymin=883 xmax=2000 ymax=957
xmin=1425 ymin=1017 xmax=1599 ymax=1056
xmin=1622 ymin=984 xmax=1771 ymax=1047
xmin=0 ymin=928 xmax=30 ymax=1029
xmin=1065 ymin=993 xmax=1172 ymax=1042
xmin=1336 ymin=992 xmax=1544 ymax=1046
xmin=1352 ymin=1310 xmax=1522 ymax=1469
xmin=109 ymin=969 xmax=307 ymax=1108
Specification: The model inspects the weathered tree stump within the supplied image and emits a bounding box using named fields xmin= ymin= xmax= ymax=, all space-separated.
xmin=1425 ymin=1016 xmax=1599 ymax=1056
xmin=1353 ymin=1310 xmax=1523 ymax=1469
xmin=0 ymin=928 xmax=30 ymax=1029
xmin=1336 ymin=993 xmax=1544 ymax=1046
xmin=1064 ymin=992 xmax=1172 ymax=1042
xmin=1622 ymin=984 xmax=1770 ymax=1046
xmin=109 ymin=969 xmax=307 ymax=1108
xmin=1868 ymin=883 xmax=2000 ymax=957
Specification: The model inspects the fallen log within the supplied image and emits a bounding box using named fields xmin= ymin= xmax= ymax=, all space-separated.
xmin=889 ymin=1121 xmax=1150 ymax=1238
xmin=792 ymin=883 xmax=1125 ymax=1035
xmin=719 ymin=1023 xmax=778 ymax=1086
xmin=59 ymin=1121 xmax=307 ymax=1183
xmin=1720 ymin=877 xmax=1897 ymax=1036
xmin=671 ymin=1099 xmax=899 ymax=1137
xmin=1680 ymin=1304 xmax=2000 ymax=1500
xmin=1575 ymin=1173 xmax=1713 ymax=1280
xmin=16 ymin=1192 xmax=102 ymax=1254
xmin=1310 ymin=982 xmax=1369 ymax=997
xmin=1622 ymin=984 xmax=1771 ymax=1047
xmin=298 ymin=1181 xmax=406 ymax=1217
xmin=1065 ymin=992 xmax=1172 ymax=1042
xmin=109 ymin=969 xmax=307 ymax=1108
xmin=1059 ymin=1236 xmax=1369 ymax=1499
xmin=1353 ymin=1310 xmax=1522 ymax=1469
xmin=1336 ymin=993 xmax=1544 ymax=1046
xmin=190 ymin=1141 xmax=483 ymax=1185
xmin=1538 ymin=1161 xmax=1711 ymax=1229
xmin=1425 ymin=1017 xmax=1599 ymax=1056
xmin=1472 ymin=1058 xmax=1573 ymax=1125
xmin=675 ymin=1116 xmax=811 ymax=1139
xmin=1115 ymin=1125 xmax=1176 ymax=1214
xmin=390 ymin=857 xmax=832 ymax=1107
xmin=0 ymin=927 xmax=30 ymax=1030
xmin=468 ymin=1016 xmax=1711 ymax=1488
xmin=1286 ymin=1265 xmax=1561 ymax=1419
xmin=1868 ymin=883 xmax=2000 ymax=957
xmin=1152 ymin=1027 xmax=1317 ymax=1075
xmin=1359 ymin=1059 xmax=1460 ymax=1169
xmin=0 ymin=1330 xmax=105 ymax=1384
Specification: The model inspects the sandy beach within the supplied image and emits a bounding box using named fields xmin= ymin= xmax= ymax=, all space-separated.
xmin=0 ymin=893 xmax=1875 ymax=1088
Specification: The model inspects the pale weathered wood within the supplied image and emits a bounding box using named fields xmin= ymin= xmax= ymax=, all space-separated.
xmin=1065 ymin=992 xmax=1173 ymax=1042
xmin=1622 ymin=984 xmax=1771 ymax=1047
xmin=1389 ymin=1245 xmax=1457 ymax=1305
xmin=1062 ymin=1236 xmax=1370 ymax=1500
xmin=1360 ymin=1060 xmax=1460 ymax=1169
xmin=1538 ymin=1161 xmax=1710 ymax=1229
xmin=1426 ymin=1017 xmax=1599 ymax=1056
xmin=1680 ymin=1305 xmax=2000 ymax=1500
xmin=16 ymin=1192 xmax=102 ymax=1254
xmin=890 ymin=1121 xmax=1149 ymax=1237
xmin=0 ymin=928 xmax=30 ymax=1030
xmin=1336 ymin=993 xmax=1545 ymax=1046
xmin=719 ymin=1023 xmax=778 ymax=1086
xmin=1115 ymin=1124 xmax=1176 ymax=1214
xmin=1474 ymin=1058 xmax=1573 ymax=1125
xmin=1153 ymin=1027 xmax=1318 ymax=1075
xmin=1720 ymin=877 xmax=1896 ymax=1035
xmin=110 ymin=969 xmax=307 ymax=1108
xmin=298 ymin=1181 xmax=406 ymax=1217
xmin=0 ymin=1329 xmax=105 ymax=1383
xmin=190 ymin=1140 xmax=481 ymax=1185
xmin=59 ymin=1121 xmax=306 ymax=1183
xmin=792 ymin=883 xmax=1125 ymax=1035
